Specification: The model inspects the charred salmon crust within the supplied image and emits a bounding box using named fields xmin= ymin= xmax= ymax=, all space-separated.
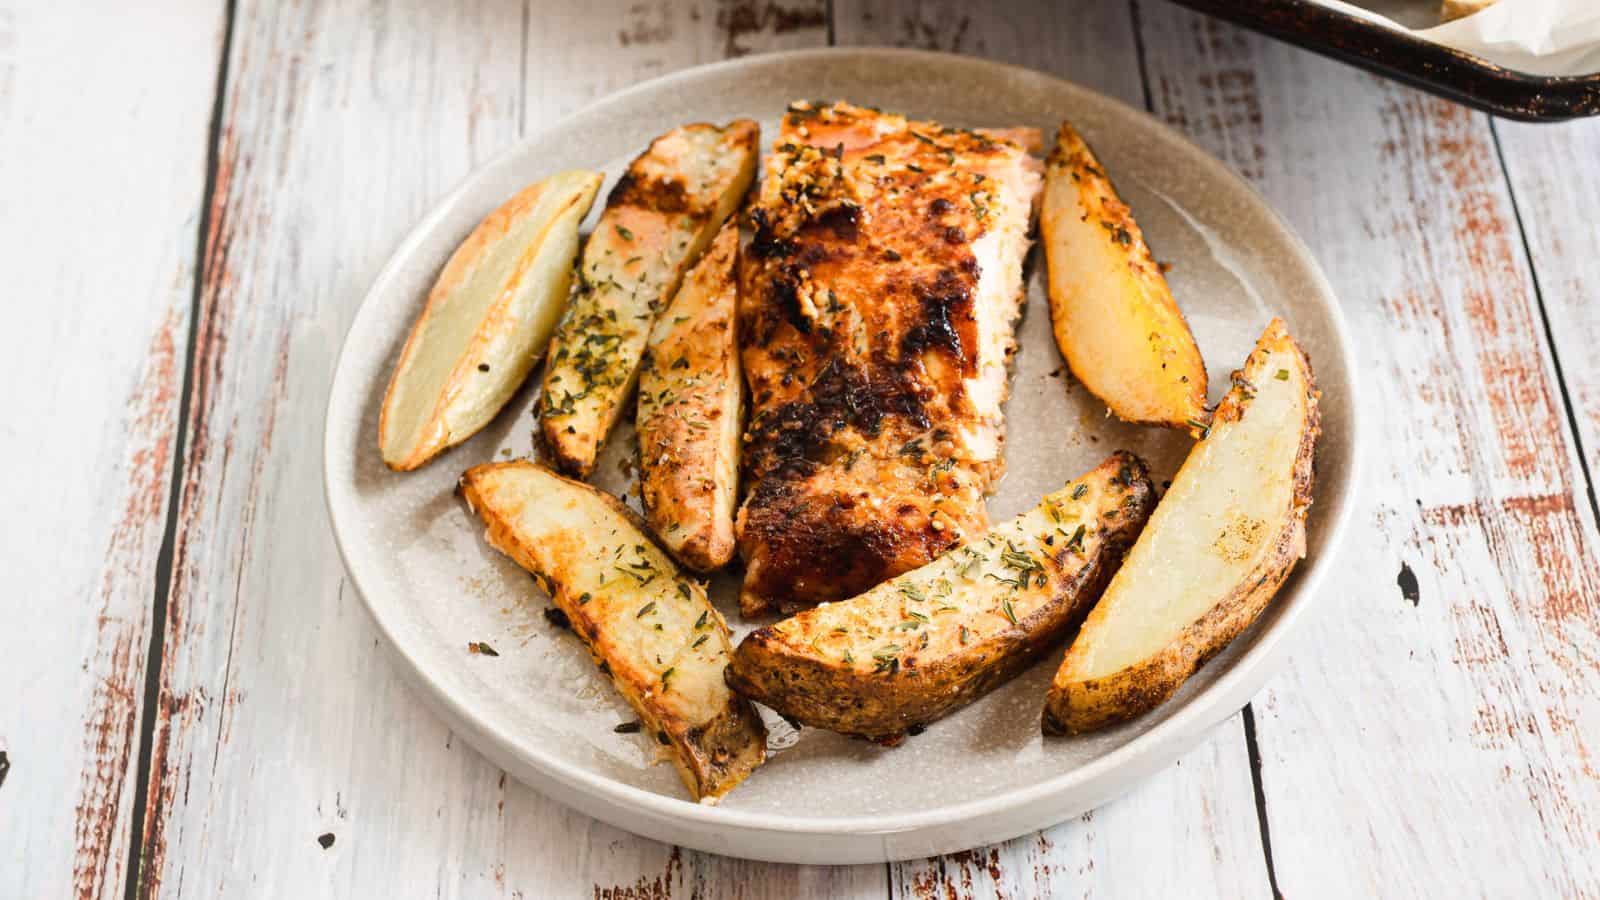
xmin=736 ymin=101 xmax=1044 ymax=616
xmin=726 ymin=451 xmax=1155 ymax=742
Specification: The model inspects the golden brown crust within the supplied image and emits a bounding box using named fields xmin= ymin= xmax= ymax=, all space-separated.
xmin=1042 ymin=319 xmax=1320 ymax=735
xmin=736 ymin=101 xmax=1043 ymax=616
xmin=459 ymin=461 xmax=765 ymax=800
xmin=539 ymin=121 xmax=758 ymax=479
xmin=727 ymin=452 xmax=1155 ymax=742
xmin=637 ymin=222 xmax=743 ymax=573
xmin=1041 ymin=121 xmax=1207 ymax=431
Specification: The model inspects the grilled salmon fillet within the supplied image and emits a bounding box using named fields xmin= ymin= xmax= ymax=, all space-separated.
xmin=736 ymin=101 xmax=1043 ymax=616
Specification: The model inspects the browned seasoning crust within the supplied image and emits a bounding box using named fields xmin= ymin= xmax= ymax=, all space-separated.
xmin=1042 ymin=320 xmax=1321 ymax=735
xmin=727 ymin=452 xmax=1154 ymax=743
xmin=736 ymin=101 xmax=1043 ymax=616
xmin=636 ymin=222 xmax=743 ymax=573
xmin=539 ymin=121 xmax=758 ymax=479
xmin=459 ymin=461 xmax=765 ymax=800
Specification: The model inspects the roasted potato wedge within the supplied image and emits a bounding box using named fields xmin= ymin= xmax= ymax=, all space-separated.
xmin=379 ymin=171 xmax=603 ymax=471
xmin=637 ymin=221 xmax=742 ymax=572
xmin=539 ymin=120 xmax=758 ymax=479
xmin=1041 ymin=121 xmax=1207 ymax=430
xmin=1044 ymin=318 xmax=1320 ymax=735
xmin=1440 ymin=0 xmax=1495 ymax=21
xmin=459 ymin=461 xmax=766 ymax=801
xmin=726 ymin=452 xmax=1154 ymax=743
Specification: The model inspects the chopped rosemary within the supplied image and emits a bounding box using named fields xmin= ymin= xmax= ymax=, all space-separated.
xmin=1065 ymin=524 xmax=1087 ymax=553
xmin=1276 ymin=368 xmax=1290 ymax=381
xmin=1001 ymin=598 xmax=1018 ymax=625
xmin=635 ymin=601 xmax=656 ymax=618
xmin=615 ymin=224 xmax=634 ymax=241
xmin=1071 ymin=483 xmax=1088 ymax=500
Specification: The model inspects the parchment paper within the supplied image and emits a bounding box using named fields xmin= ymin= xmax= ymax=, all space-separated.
xmin=1312 ymin=0 xmax=1600 ymax=76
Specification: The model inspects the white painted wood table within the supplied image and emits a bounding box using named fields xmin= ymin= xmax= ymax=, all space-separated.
xmin=5 ymin=1 xmax=1599 ymax=896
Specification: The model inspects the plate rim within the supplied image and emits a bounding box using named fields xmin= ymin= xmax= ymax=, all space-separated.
xmin=323 ymin=45 xmax=1365 ymax=846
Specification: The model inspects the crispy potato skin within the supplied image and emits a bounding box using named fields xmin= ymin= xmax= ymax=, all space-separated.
xmin=636 ymin=222 xmax=742 ymax=572
xmin=379 ymin=172 xmax=602 ymax=471
xmin=1043 ymin=319 xmax=1320 ymax=735
xmin=459 ymin=461 xmax=765 ymax=800
xmin=539 ymin=121 xmax=758 ymax=479
xmin=1040 ymin=121 xmax=1207 ymax=430
xmin=726 ymin=452 xmax=1154 ymax=743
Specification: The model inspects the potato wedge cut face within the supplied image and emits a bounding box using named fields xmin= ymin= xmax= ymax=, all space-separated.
xmin=726 ymin=451 xmax=1154 ymax=741
xmin=1041 ymin=122 xmax=1207 ymax=429
xmin=637 ymin=221 xmax=742 ymax=572
xmin=459 ymin=461 xmax=765 ymax=800
xmin=1049 ymin=318 xmax=1319 ymax=732
xmin=539 ymin=121 xmax=758 ymax=479
xmin=380 ymin=171 xmax=603 ymax=470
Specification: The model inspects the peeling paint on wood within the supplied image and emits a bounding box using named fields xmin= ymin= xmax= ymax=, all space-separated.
xmin=1137 ymin=3 xmax=1600 ymax=895
xmin=14 ymin=1 xmax=1600 ymax=897
xmin=0 ymin=3 xmax=223 ymax=898
xmin=1496 ymin=112 xmax=1600 ymax=493
xmin=716 ymin=1 xmax=827 ymax=57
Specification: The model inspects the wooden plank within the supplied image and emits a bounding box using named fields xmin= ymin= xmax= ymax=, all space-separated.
xmin=1494 ymin=117 xmax=1600 ymax=487
xmin=131 ymin=1 xmax=880 ymax=897
xmin=833 ymin=2 xmax=1274 ymax=896
xmin=1134 ymin=5 xmax=1600 ymax=895
xmin=885 ymin=720 xmax=1270 ymax=899
xmin=0 ymin=3 xmax=224 ymax=898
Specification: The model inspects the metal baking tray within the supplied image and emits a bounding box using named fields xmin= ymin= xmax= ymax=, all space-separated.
xmin=1165 ymin=0 xmax=1600 ymax=121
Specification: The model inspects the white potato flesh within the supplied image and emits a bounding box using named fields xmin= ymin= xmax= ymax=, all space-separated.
xmin=380 ymin=170 xmax=602 ymax=470
xmin=458 ymin=461 xmax=765 ymax=800
xmin=1066 ymin=321 xmax=1312 ymax=680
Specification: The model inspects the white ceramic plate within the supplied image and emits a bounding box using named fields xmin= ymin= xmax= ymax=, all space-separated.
xmin=324 ymin=48 xmax=1361 ymax=864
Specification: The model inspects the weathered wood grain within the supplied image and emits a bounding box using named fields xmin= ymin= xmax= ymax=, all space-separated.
xmin=0 ymin=3 xmax=224 ymax=898
xmin=131 ymin=1 xmax=525 ymax=895
xmin=833 ymin=3 xmax=1275 ymax=896
xmin=16 ymin=0 xmax=1596 ymax=895
xmin=1495 ymin=117 xmax=1600 ymax=490
xmin=130 ymin=1 xmax=876 ymax=897
xmin=1135 ymin=4 xmax=1600 ymax=895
